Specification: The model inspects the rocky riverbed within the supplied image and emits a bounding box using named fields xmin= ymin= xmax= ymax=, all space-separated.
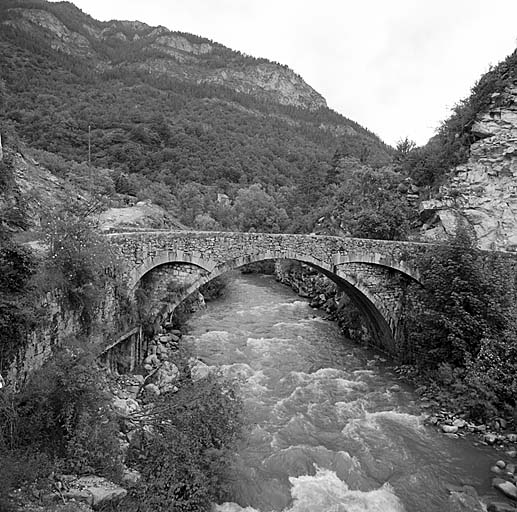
xmin=8 ymin=322 xmax=214 ymax=512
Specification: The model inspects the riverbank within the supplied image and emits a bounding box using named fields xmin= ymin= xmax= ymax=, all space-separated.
xmin=3 ymin=318 xmax=241 ymax=512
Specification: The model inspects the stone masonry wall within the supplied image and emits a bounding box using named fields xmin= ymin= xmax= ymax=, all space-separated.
xmin=107 ymin=231 xmax=426 ymax=288
xmin=137 ymin=262 xmax=205 ymax=321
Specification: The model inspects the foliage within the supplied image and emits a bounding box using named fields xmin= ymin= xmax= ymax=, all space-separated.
xmin=408 ymin=227 xmax=513 ymax=368
xmin=233 ymin=184 xmax=289 ymax=233
xmin=0 ymin=346 xmax=123 ymax=503
xmin=39 ymin=207 xmax=118 ymax=327
xmin=394 ymin=137 xmax=416 ymax=161
xmin=405 ymin=226 xmax=517 ymax=419
xmin=0 ymin=449 xmax=52 ymax=511
xmin=124 ymin=374 xmax=243 ymax=511
xmin=0 ymin=228 xmax=38 ymax=375
xmin=320 ymin=158 xmax=416 ymax=239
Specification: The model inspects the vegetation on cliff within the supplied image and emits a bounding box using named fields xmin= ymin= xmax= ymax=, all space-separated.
xmin=0 ymin=150 xmax=39 ymax=376
xmin=39 ymin=207 xmax=121 ymax=327
xmin=0 ymin=345 xmax=122 ymax=510
xmin=400 ymin=48 xmax=517 ymax=189
xmin=403 ymin=227 xmax=517 ymax=421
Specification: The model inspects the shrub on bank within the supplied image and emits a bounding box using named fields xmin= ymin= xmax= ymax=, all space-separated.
xmin=0 ymin=345 xmax=123 ymax=501
xmin=405 ymin=227 xmax=517 ymax=420
xmin=122 ymin=374 xmax=243 ymax=512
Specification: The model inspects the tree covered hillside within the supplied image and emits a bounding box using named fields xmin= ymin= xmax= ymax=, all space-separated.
xmin=0 ymin=0 xmax=396 ymax=233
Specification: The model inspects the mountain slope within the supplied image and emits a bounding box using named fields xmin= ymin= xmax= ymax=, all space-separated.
xmin=0 ymin=0 xmax=391 ymax=165
xmin=0 ymin=0 xmax=396 ymax=234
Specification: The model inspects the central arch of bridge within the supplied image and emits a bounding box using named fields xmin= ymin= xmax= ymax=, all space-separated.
xmin=108 ymin=231 xmax=427 ymax=353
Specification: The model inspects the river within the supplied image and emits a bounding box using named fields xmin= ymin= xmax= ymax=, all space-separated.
xmin=183 ymin=273 xmax=502 ymax=512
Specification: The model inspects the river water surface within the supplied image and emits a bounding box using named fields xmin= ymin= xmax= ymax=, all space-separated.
xmin=184 ymin=274 xmax=500 ymax=512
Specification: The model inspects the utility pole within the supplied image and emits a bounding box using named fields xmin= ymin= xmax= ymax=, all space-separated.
xmin=88 ymin=124 xmax=92 ymax=198
xmin=88 ymin=124 xmax=91 ymax=167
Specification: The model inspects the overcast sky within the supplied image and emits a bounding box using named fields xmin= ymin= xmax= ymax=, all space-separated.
xmin=52 ymin=0 xmax=517 ymax=146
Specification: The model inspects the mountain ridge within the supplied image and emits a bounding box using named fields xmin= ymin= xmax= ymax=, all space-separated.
xmin=2 ymin=0 xmax=328 ymax=111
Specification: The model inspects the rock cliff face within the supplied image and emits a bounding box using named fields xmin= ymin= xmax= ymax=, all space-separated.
xmin=204 ymin=64 xmax=326 ymax=110
xmin=420 ymin=85 xmax=517 ymax=252
xmin=2 ymin=2 xmax=326 ymax=111
xmin=6 ymin=8 xmax=95 ymax=57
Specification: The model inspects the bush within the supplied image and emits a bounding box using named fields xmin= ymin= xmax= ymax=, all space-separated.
xmin=39 ymin=207 xmax=119 ymax=328
xmin=407 ymin=227 xmax=512 ymax=368
xmin=0 ymin=230 xmax=38 ymax=375
xmin=0 ymin=450 xmax=53 ymax=511
xmin=0 ymin=346 xmax=123 ymax=488
xmin=405 ymin=225 xmax=517 ymax=419
xmin=124 ymin=374 xmax=243 ymax=511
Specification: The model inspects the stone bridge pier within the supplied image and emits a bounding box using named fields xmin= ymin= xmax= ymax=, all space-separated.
xmin=105 ymin=231 xmax=429 ymax=357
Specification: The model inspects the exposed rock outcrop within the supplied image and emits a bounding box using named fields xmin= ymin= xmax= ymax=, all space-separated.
xmin=96 ymin=200 xmax=185 ymax=232
xmin=3 ymin=4 xmax=326 ymax=111
xmin=63 ymin=476 xmax=127 ymax=509
xmin=420 ymin=86 xmax=517 ymax=251
xmin=6 ymin=8 xmax=95 ymax=58
xmin=203 ymin=64 xmax=326 ymax=110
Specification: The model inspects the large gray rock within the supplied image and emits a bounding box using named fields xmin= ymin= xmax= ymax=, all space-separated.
xmin=64 ymin=476 xmax=127 ymax=509
xmin=144 ymin=382 xmax=160 ymax=396
xmin=493 ymin=478 xmax=517 ymax=500
xmin=112 ymin=396 xmax=140 ymax=417
xmin=155 ymin=361 xmax=179 ymax=391
xmin=189 ymin=358 xmax=212 ymax=381
xmin=121 ymin=467 xmax=142 ymax=487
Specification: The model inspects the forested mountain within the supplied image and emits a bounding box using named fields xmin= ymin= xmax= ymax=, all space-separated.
xmin=0 ymin=0 xmax=399 ymax=234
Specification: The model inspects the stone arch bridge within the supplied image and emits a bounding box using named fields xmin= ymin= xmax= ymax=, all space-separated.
xmin=106 ymin=230 xmax=430 ymax=357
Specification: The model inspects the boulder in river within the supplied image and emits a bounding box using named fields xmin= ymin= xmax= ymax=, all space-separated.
xmin=189 ymin=358 xmax=211 ymax=381
xmin=447 ymin=487 xmax=486 ymax=512
xmin=485 ymin=433 xmax=499 ymax=445
xmin=493 ymin=478 xmax=517 ymax=500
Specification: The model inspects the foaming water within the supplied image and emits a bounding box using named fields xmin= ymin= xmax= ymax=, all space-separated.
xmin=185 ymin=275 xmax=500 ymax=512
xmin=215 ymin=468 xmax=404 ymax=512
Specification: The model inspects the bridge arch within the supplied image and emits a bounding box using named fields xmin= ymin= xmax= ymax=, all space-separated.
xmin=134 ymin=249 xmax=411 ymax=353
xmin=129 ymin=248 xmax=421 ymax=290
